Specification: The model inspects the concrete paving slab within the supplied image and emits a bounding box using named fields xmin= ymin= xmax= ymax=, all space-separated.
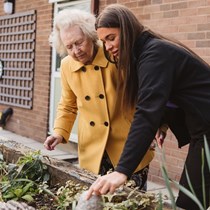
xmin=50 ymin=154 xmax=78 ymax=160
xmin=0 ymin=130 xmax=78 ymax=160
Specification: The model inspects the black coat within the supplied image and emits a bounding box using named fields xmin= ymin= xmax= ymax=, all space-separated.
xmin=116 ymin=31 xmax=210 ymax=177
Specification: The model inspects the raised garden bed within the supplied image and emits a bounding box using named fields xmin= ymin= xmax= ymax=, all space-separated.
xmin=0 ymin=138 xmax=173 ymax=210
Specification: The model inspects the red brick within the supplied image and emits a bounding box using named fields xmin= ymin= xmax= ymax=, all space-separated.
xmin=124 ymin=1 xmax=138 ymax=8
xmin=171 ymin=2 xmax=188 ymax=10
xmin=137 ymin=13 xmax=151 ymax=19
xmin=207 ymin=32 xmax=210 ymax=39
xmin=163 ymin=10 xmax=179 ymax=18
xmin=179 ymin=8 xmax=198 ymax=16
xmin=197 ymin=23 xmax=210 ymax=31
xmin=144 ymin=5 xmax=160 ymax=13
xmin=206 ymin=48 xmax=210 ymax=55
xmin=186 ymin=16 xmax=207 ymax=24
xmin=208 ymin=15 xmax=210 ymax=22
xmin=152 ymin=0 xmax=162 ymax=4
xmin=107 ymin=0 xmax=117 ymax=4
xmin=138 ymin=0 xmax=152 ymax=6
xmin=160 ymin=4 xmax=171 ymax=11
xmin=193 ymin=48 xmax=208 ymax=56
xmin=189 ymin=0 xmax=206 ymax=8
xmin=151 ymin=12 xmax=164 ymax=19
xmin=204 ymin=57 xmax=210 ymax=64
xmin=198 ymin=7 xmax=210 ymax=15
xmin=155 ymin=25 xmax=179 ymax=33
xmin=196 ymin=40 xmax=210 ymax=47
xmin=163 ymin=0 xmax=181 ymax=2
xmin=179 ymin=24 xmax=196 ymax=32
xmin=181 ymin=40 xmax=196 ymax=48
xmin=188 ymin=32 xmax=206 ymax=40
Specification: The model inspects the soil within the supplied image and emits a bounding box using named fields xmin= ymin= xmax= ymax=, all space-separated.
xmin=29 ymin=187 xmax=60 ymax=210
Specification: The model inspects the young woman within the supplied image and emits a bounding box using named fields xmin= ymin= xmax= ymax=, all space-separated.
xmin=87 ymin=4 xmax=210 ymax=210
xmin=43 ymin=8 xmax=156 ymax=191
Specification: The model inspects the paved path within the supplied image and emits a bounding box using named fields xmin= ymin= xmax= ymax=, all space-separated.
xmin=0 ymin=129 xmax=78 ymax=160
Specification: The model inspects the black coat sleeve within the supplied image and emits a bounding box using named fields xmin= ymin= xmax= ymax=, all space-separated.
xmin=116 ymin=40 xmax=177 ymax=177
xmin=162 ymin=107 xmax=191 ymax=148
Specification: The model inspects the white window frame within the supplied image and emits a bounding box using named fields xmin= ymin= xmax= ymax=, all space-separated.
xmin=49 ymin=0 xmax=91 ymax=143
xmin=49 ymin=0 xmax=64 ymax=3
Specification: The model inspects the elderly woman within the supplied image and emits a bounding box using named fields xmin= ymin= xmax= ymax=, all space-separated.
xmin=44 ymin=8 xmax=155 ymax=190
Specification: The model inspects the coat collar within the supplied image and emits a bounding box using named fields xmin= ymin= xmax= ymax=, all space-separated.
xmin=69 ymin=46 xmax=108 ymax=72
xmin=133 ymin=31 xmax=154 ymax=60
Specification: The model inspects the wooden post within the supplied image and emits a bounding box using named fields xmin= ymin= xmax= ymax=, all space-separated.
xmin=91 ymin=0 xmax=99 ymax=16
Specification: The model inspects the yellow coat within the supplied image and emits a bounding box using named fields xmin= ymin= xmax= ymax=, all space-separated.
xmin=54 ymin=47 xmax=154 ymax=174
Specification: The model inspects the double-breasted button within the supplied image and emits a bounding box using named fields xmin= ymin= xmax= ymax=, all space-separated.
xmin=104 ymin=121 xmax=109 ymax=127
xmin=85 ymin=95 xmax=91 ymax=101
xmin=94 ymin=66 xmax=99 ymax=71
xmin=99 ymin=94 xmax=104 ymax=99
xmin=81 ymin=66 xmax=86 ymax=72
xmin=90 ymin=121 xmax=95 ymax=126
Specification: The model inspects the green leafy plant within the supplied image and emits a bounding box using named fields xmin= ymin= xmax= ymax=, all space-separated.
xmin=55 ymin=180 xmax=88 ymax=210
xmin=0 ymin=150 xmax=52 ymax=203
xmin=102 ymin=188 xmax=158 ymax=210
xmin=55 ymin=180 xmax=159 ymax=210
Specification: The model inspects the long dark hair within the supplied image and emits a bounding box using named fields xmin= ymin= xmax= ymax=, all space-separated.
xmin=96 ymin=4 xmax=209 ymax=109
xmin=96 ymin=4 xmax=143 ymax=109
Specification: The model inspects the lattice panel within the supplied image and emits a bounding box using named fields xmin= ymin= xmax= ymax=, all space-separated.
xmin=0 ymin=10 xmax=36 ymax=109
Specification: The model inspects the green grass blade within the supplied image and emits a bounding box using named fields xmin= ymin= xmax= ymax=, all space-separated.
xmin=184 ymin=166 xmax=196 ymax=196
xmin=157 ymin=146 xmax=176 ymax=209
xmin=156 ymin=192 xmax=163 ymax=210
xmin=201 ymin=149 xmax=206 ymax=209
xmin=204 ymin=135 xmax=210 ymax=172
xmin=161 ymin=166 xmax=176 ymax=209
xmin=172 ymin=180 xmax=205 ymax=210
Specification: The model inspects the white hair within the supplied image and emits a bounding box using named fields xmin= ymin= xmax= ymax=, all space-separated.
xmin=49 ymin=9 xmax=99 ymax=56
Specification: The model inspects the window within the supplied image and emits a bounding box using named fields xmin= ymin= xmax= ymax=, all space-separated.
xmin=49 ymin=0 xmax=91 ymax=143
xmin=0 ymin=11 xmax=36 ymax=109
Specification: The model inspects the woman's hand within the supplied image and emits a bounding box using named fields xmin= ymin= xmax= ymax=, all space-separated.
xmin=43 ymin=134 xmax=63 ymax=150
xmin=86 ymin=171 xmax=127 ymax=200
xmin=155 ymin=124 xmax=168 ymax=149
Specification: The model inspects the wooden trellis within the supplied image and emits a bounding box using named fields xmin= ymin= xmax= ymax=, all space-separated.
xmin=0 ymin=10 xmax=36 ymax=109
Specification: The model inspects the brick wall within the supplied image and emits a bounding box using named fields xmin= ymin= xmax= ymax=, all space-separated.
xmin=0 ymin=0 xmax=53 ymax=143
xmin=99 ymin=0 xmax=210 ymax=184
xmin=0 ymin=0 xmax=209 ymax=185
